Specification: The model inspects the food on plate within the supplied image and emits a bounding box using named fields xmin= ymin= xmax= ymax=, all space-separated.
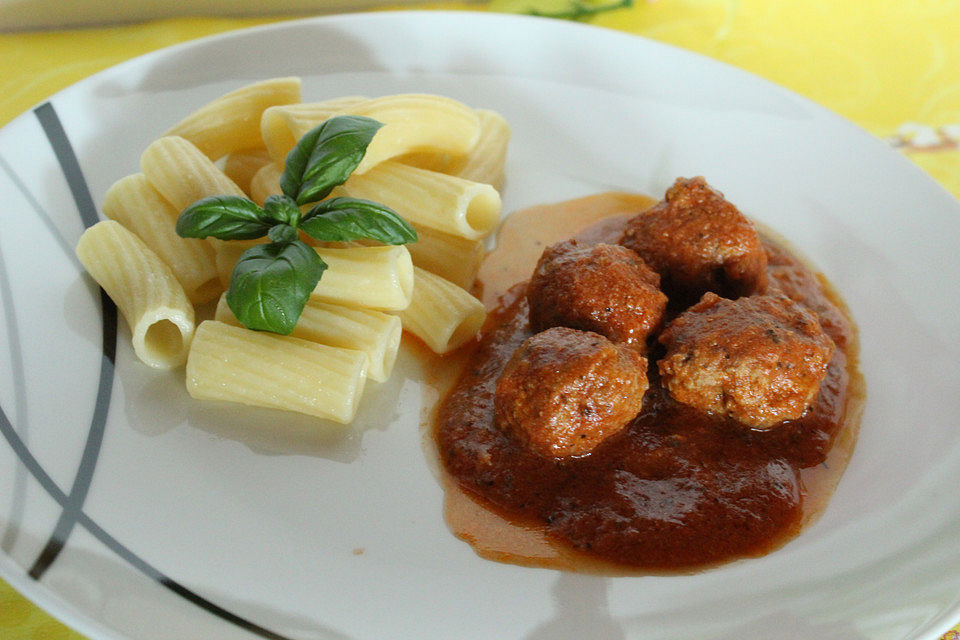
xmin=101 ymin=173 xmax=221 ymax=305
xmin=399 ymin=267 xmax=487 ymax=355
xmin=658 ymin=292 xmax=836 ymax=428
xmin=75 ymin=220 xmax=195 ymax=369
xmin=163 ymin=76 xmax=302 ymax=161
xmin=527 ymin=239 xmax=667 ymax=352
xmin=76 ymin=78 xmax=508 ymax=423
xmin=494 ymin=326 xmax=649 ymax=458
xmin=436 ymin=177 xmax=862 ymax=570
xmin=620 ymin=176 xmax=768 ymax=301
xmin=186 ymin=320 xmax=369 ymax=423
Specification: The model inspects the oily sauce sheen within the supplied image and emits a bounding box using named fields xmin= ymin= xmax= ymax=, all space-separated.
xmin=434 ymin=192 xmax=863 ymax=572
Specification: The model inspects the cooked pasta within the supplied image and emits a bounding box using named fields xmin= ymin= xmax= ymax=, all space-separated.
xmin=405 ymin=224 xmax=484 ymax=290
xmin=223 ymin=148 xmax=274 ymax=194
xmin=261 ymin=96 xmax=367 ymax=164
xmin=451 ymin=109 xmax=511 ymax=190
xmin=399 ymin=267 xmax=486 ymax=354
xmin=186 ymin=320 xmax=368 ymax=423
xmin=78 ymin=82 xmax=508 ymax=426
xmin=336 ymin=161 xmax=501 ymax=240
xmin=102 ymin=173 xmax=221 ymax=304
xmin=164 ymin=77 xmax=301 ymax=161
xmin=76 ymin=220 xmax=195 ymax=369
xmin=215 ymin=294 xmax=402 ymax=383
xmin=248 ymin=161 xmax=283 ymax=205
xmin=140 ymin=135 xmax=246 ymax=211
xmin=312 ymin=245 xmax=414 ymax=311
xmin=344 ymin=94 xmax=481 ymax=174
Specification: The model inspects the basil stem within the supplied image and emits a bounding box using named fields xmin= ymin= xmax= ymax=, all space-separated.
xmin=262 ymin=194 xmax=302 ymax=227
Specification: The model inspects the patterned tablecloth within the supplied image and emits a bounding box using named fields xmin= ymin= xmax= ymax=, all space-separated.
xmin=0 ymin=1 xmax=958 ymax=638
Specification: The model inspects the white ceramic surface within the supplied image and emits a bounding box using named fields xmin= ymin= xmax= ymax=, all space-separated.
xmin=1 ymin=11 xmax=959 ymax=640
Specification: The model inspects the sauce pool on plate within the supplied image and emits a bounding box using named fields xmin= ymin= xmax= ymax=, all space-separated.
xmin=429 ymin=191 xmax=864 ymax=573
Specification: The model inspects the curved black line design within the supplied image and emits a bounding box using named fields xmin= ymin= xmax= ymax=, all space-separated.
xmin=28 ymin=102 xmax=116 ymax=581
xmin=0 ymin=194 xmax=30 ymax=555
xmin=0 ymin=405 xmax=295 ymax=640
xmin=0 ymin=101 xmax=296 ymax=640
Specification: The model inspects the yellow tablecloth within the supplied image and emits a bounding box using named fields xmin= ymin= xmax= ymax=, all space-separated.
xmin=1 ymin=1 xmax=958 ymax=638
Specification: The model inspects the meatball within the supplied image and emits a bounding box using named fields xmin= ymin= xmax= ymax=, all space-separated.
xmin=620 ymin=176 xmax=768 ymax=300
xmin=495 ymin=326 xmax=649 ymax=458
xmin=657 ymin=293 xmax=835 ymax=428
xmin=766 ymin=263 xmax=852 ymax=350
xmin=527 ymin=240 xmax=667 ymax=351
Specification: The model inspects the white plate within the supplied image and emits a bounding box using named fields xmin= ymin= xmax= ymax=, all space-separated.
xmin=2 ymin=11 xmax=959 ymax=640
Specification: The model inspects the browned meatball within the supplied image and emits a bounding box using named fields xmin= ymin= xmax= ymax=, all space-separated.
xmin=620 ymin=176 xmax=768 ymax=300
xmin=494 ymin=326 xmax=648 ymax=458
xmin=766 ymin=263 xmax=853 ymax=351
xmin=657 ymin=293 xmax=835 ymax=428
xmin=527 ymin=240 xmax=667 ymax=351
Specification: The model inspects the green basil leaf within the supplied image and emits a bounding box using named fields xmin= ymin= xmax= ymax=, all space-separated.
xmin=280 ymin=115 xmax=383 ymax=206
xmin=267 ymin=223 xmax=299 ymax=243
xmin=225 ymin=240 xmax=326 ymax=335
xmin=300 ymin=197 xmax=418 ymax=245
xmin=176 ymin=195 xmax=272 ymax=240
xmin=262 ymin=194 xmax=302 ymax=227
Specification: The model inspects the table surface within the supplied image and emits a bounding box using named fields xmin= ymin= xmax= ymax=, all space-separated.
xmin=1 ymin=1 xmax=958 ymax=639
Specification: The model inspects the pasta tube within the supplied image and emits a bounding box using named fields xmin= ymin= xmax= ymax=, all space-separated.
xmin=102 ymin=173 xmax=221 ymax=304
xmin=451 ymin=109 xmax=511 ymax=190
xmin=164 ymin=77 xmax=301 ymax=161
xmin=140 ymin=135 xmax=246 ymax=211
xmin=248 ymin=161 xmax=283 ymax=205
xmin=76 ymin=220 xmax=195 ymax=369
xmin=262 ymin=94 xmax=479 ymax=173
xmin=215 ymin=295 xmax=402 ymax=383
xmin=346 ymin=94 xmax=481 ymax=174
xmin=399 ymin=267 xmax=486 ymax=354
xmin=337 ymin=161 xmax=501 ymax=240
xmin=405 ymin=224 xmax=484 ymax=290
xmin=223 ymin=148 xmax=274 ymax=195
xmin=261 ymin=96 xmax=366 ymax=164
xmin=312 ymin=245 xmax=414 ymax=311
xmin=186 ymin=320 xmax=368 ymax=424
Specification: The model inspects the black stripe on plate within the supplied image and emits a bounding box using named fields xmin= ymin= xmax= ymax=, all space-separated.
xmin=0 ymin=101 xmax=296 ymax=640
xmin=28 ymin=101 xmax=117 ymax=581
xmin=0 ymin=404 xmax=295 ymax=640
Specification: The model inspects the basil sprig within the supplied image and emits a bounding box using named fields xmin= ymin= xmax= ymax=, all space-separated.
xmin=177 ymin=115 xmax=417 ymax=335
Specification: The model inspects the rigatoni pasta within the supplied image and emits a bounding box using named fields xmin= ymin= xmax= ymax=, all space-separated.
xmin=451 ymin=109 xmax=511 ymax=190
xmin=186 ymin=320 xmax=368 ymax=423
xmin=399 ymin=267 xmax=486 ymax=354
xmin=164 ymin=77 xmax=301 ymax=161
xmin=344 ymin=94 xmax=481 ymax=174
xmin=76 ymin=220 xmax=195 ymax=369
xmin=78 ymin=78 xmax=509 ymax=425
xmin=141 ymin=135 xmax=246 ymax=211
xmin=312 ymin=245 xmax=414 ymax=311
xmin=102 ymin=173 xmax=221 ymax=304
xmin=336 ymin=161 xmax=501 ymax=240
xmin=261 ymin=96 xmax=366 ymax=164
xmin=223 ymin=148 xmax=274 ymax=194
xmin=215 ymin=294 xmax=402 ymax=383
xmin=248 ymin=161 xmax=283 ymax=205
xmin=405 ymin=224 xmax=484 ymax=290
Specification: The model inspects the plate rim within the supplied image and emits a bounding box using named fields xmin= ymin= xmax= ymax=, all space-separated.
xmin=1 ymin=10 xmax=958 ymax=640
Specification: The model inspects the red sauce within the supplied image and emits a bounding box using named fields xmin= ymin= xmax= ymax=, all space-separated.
xmin=431 ymin=192 xmax=864 ymax=572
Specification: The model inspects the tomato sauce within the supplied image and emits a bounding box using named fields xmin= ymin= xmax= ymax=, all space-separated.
xmin=432 ymin=192 xmax=864 ymax=572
